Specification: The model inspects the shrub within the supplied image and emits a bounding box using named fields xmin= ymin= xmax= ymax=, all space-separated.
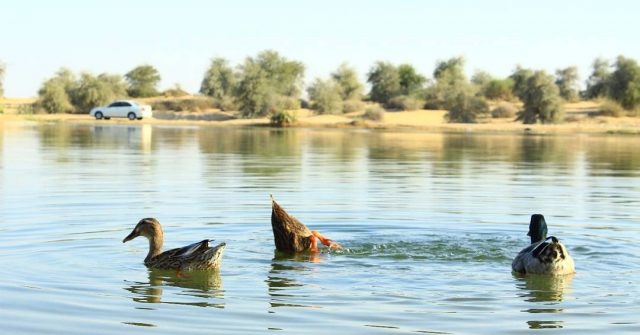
xmin=236 ymin=50 xmax=305 ymax=118
xmin=216 ymin=95 xmax=238 ymax=111
xmin=163 ymin=84 xmax=190 ymax=97
xmin=274 ymin=95 xmax=301 ymax=111
xmin=608 ymin=56 xmax=640 ymax=110
xmin=386 ymin=95 xmax=424 ymax=111
xmin=446 ymin=94 xmax=489 ymax=123
xmin=342 ymin=99 xmax=365 ymax=114
xmin=17 ymin=104 xmax=35 ymax=114
xmin=491 ymin=102 xmax=518 ymax=118
xmin=150 ymin=98 xmax=215 ymax=112
xmin=200 ymin=57 xmax=236 ymax=100
xmin=515 ymin=70 xmax=564 ymax=124
xmin=331 ymin=63 xmax=363 ymax=100
xmin=367 ymin=61 xmax=401 ymax=104
xmin=270 ymin=110 xmax=297 ymax=127
xmin=597 ymin=99 xmax=624 ymax=117
xmin=363 ymin=105 xmax=385 ymax=121
xmin=307 ymin=78 xmax=343 ymax=114
xmin=555 ymin=66 xmax=580 ymax=102
xmin=482 ymin=78 xmax=515 ymax=101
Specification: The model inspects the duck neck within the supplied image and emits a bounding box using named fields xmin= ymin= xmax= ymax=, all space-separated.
xmin=145 ymin=232 xmax=163 ymax=262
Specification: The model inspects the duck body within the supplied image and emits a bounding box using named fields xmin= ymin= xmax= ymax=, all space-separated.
xmin=512 ymin=214 xmax=575 ymax=275
xmin=270 ymin=196 xmax=342 ymax=253
xmin=123 ymin=218 xmax=225 ymax=271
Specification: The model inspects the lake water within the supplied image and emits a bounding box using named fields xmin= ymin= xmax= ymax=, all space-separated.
xmin=1 ymin=122 xmax=639 ymax=334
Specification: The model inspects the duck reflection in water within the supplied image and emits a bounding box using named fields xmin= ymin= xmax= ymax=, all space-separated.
xmin=266 ymin=252 xmax=323 ymax=309
xmin=514 ymin=273 xmax=575 ymax=329
xmin=125 ymin=269 xmax=224 ymax=308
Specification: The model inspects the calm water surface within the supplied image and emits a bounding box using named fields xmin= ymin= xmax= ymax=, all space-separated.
xmin=1 ymin=122 xmax=639 ymax=334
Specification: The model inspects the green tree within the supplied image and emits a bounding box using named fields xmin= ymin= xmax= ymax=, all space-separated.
xmin=510 ymin=65 xmax=534 ymax=100
xmin=0 ymin=61 xmax=5 ymax=98
xmin=472 ymin=70 xmax=514 ymax=100
xmin=70 ymin=72 xmax=128 ymax=113
xmin=331 ymin=63 xmax=363 ymax=100
xmin=584 ymin=57 xmax=610 ymax=99
xmin=516 ymin=70 xmax=563 ymax=124
xmin=36 ymin=68 xmax=76 ymax=113
xmin=367 ymin=61 xmax=400 ymax=104
xmin=433 ymin=56 xmax=466 ymax=82
xmin=482 ymin=78 xmax=514 ymax=100
xmin=200 ymin=57 xmax=236 ymax=100
xmin=608 ymin=55 xmax=640 ymax=110
xmin=37 ymin=79 xmax=74 ymax=114
xmin=125 ymin=64 xmax=161 ymax=97
xmin=555 ymin=66 xmax=579 ymax=102
xmin=425 ymin=56 xmax=473 ymax=110
xmin=446 ymin=92 xmax=489 ymax=123
xmin=307 ymin=78 xmax=343 ymax=114
xmin=397 ymin=64 xmax=426 ymax=95
xmin=471 ymin=70 xmax=492 ymax=87
xmin=235 ymin=50 xmax=305 ymax=117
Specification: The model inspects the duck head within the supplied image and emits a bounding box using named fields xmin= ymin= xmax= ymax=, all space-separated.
xmin=123 ymin=218 xmax=163 ymax=243
xmin=527 ymin=214 xmax=548 ymax=244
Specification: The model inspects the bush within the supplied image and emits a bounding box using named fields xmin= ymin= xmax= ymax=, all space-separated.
xmin=216 ymin=95 xmax=238 ymax=111
xmin=270 ymin=110 xmax=297 ymax=127
xmin=482 ymin=78 xmax=514 ymax=101
xmin=342 ymin=99 xmax=365 ymax=114
xmin=163 ymin=85 xmax=190 ymax=97
xmin=515 ymin=70 xmax=564 ymax=124
xmin=363 ymin=105 xmax=385 ymax=121
xmin=307 ymin=78 xmax=343 ymax=114
xmin=446 ymin=94 xmax=489 ymax=123
xmin=17 ymin=104 xmax=35 ymax=115
xmin=274 ymin=95 xmax=301 ymax=111
xmin=386 ymin=95 xmax=424 ymax=111
xmin=597 ymin=99 xmax=624 ymax=117
xmin=491 ymin=102 xmax=518 ymax=118
xmin=151 ymin=98 xmax=215 ymax=112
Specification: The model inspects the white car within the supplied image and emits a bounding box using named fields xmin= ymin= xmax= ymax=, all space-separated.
xmin=90 ymin=100 xmax=152 ymax=120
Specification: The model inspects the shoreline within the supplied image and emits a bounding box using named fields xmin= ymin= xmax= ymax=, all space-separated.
xmin=1 ymin=109 xmax=639 ymax=136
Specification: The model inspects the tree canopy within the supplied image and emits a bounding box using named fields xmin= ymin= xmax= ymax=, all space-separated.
xmin=125 ymin=64 xmax=161 ymax=97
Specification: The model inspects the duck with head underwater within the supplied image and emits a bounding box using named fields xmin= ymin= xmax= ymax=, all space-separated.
xmin=270 ymin=195 xmax=343 ymax=253
xmin=512 ymin=214 xmax=575 ymax=275
xmin=123 ymin=218 xmax=226 ymax=271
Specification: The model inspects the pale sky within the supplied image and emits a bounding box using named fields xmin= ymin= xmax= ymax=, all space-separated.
xmin=1 ymin=0 xmax=638 ymax=97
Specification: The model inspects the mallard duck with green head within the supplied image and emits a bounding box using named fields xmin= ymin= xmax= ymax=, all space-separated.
xmin=512 ymin=214 xmax=575 ymax=275
xmin=123 ymin=218 xmax=226 ymax=271
xmin=270 ymin=196 xmax=342 ymax=253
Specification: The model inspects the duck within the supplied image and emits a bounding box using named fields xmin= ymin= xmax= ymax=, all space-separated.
xmin=270 ymin=195 xmax=342 ymax=253
xmin=123 ymin=218 xmax=226 ymax=271
xmin=512 ymin=214 xmax=575 ymax=275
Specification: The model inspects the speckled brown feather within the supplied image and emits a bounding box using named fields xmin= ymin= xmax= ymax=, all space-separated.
xmin=145 ymin=241 xmax=226 ymax=271
xmin=271 ymin=197 xmax=313 ymax=252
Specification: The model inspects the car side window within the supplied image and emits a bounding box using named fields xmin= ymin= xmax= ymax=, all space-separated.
xmin=108 ymin=102 xmax=119 ymax=107
xmin=121 ymin=102 xmax=131 ymax=107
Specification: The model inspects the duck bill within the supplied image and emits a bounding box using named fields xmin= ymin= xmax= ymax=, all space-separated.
xmin=123 ymin=230 xmax=139 ymax=243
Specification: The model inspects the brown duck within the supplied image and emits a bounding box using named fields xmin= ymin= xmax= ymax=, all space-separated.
xmin=123 ymin=218 xmax=226 ymax=271
xmin=271 ymin=196 xmax=342 ymax=253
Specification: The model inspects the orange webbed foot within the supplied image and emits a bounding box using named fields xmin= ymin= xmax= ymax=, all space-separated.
xmin=311 ymin=230 xmax=343 ymax=251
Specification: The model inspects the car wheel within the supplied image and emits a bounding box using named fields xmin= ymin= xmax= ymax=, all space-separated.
xmin=128 ymin=112 xmax=136 ymax=120
xmin=94 ymin=111 xmax=103 ymax=120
